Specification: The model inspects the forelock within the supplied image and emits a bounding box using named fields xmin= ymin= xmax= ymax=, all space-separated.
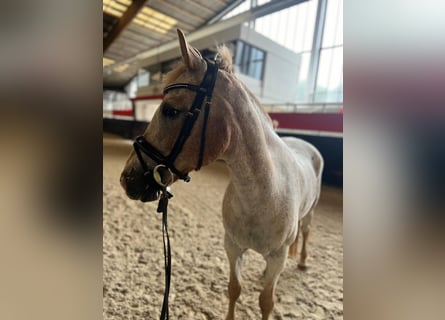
xmin=163 ymin=62 xmax=187 ymax=87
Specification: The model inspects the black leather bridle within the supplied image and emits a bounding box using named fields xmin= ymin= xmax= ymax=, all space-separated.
xmin=133 ymin=57 xmax=219 ymax=187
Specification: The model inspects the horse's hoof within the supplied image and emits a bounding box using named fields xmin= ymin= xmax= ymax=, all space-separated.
xmin=297 ymin=263 xmax=307 ymax=271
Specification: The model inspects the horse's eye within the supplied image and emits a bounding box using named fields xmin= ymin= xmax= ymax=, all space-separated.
xmin=162 ymin=104 xmax=181 ymax=119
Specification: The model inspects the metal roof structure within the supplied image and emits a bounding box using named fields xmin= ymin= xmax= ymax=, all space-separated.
xmin=103 ymin=0 xmax=308 ymax=88
xmin=103 ymin=0 xmax=243 ymax=87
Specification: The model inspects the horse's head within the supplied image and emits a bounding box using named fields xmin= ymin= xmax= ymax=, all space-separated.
xmin=120 ymin=29 xmax=233 ymax=202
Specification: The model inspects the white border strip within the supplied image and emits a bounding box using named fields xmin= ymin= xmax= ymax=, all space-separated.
xmin=276 ymin=128 xmax=343 ymax=138
xmin=103 ymin=115 xmax=134 ymax=121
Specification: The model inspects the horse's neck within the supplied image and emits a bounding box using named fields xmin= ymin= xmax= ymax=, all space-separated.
xmin=222 ymin=95 xmax=282 ymax=200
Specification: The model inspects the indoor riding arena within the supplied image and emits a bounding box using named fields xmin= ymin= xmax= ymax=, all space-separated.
xmin=104 ymin=133 xmax=342 ymax=319
xmin=103 ymin=0 xmax=343 ymax=319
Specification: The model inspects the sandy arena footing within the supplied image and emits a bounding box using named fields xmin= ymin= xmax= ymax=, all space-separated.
xmin=103 ymin=133 xmax=343 ymax=319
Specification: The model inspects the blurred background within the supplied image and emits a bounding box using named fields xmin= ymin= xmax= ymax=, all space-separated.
xmin=0 ymin=1 xmax=102 ymax=319
xmin=345 ymin=1 xmax=445 ymax=319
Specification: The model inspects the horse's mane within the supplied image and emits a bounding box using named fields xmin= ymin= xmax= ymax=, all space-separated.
xmin=215 ymin=46 xmax=273 ymax=127
xmin=215 ymin=45 xmax=233 ymax=73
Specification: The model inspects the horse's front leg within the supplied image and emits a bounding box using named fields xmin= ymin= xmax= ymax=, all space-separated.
xmin=259 ymin=246 xmax=288 ymax=320
xmin=224 ymin=234 xmax=244 ymax=320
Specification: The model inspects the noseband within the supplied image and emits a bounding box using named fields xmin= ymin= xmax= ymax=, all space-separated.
xmin=133 ymin=57 xmax=219 ymax=186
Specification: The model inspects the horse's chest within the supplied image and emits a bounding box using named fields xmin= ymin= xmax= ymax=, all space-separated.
xmin=222 ymin=195 xmax=296 ymax=253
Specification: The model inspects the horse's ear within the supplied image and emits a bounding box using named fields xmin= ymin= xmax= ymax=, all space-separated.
xmin=177 ymin=29 xmax=201 ymax=70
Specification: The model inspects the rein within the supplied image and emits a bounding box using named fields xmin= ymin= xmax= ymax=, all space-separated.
xmin=157 ymin=188 xmax=172 ymax=320
xmin=132 ymin=57 xmax=219 ymax=320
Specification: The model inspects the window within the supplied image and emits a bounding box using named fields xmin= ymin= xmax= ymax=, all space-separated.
xmin=314 ymin=0 xmax=343 ymax=102
xmin=296 ymin=52 xmax=312 ymax=102
xmin=219 ymin=0 xmax=343 ymax=104
xmin=254 ymin=0 xmax=319 ymax=102
xmin=315 ymin=46 xmax=343 ymax=102
xmin=234 ymin=41 xmax=265 ymax=80
xmin=137 ymin=70 xmax=149 ymax=87
xmin=255 ymin=0 xmax=318 ymax=53
xmin=322 ymin=0 xmax=343 ymax=48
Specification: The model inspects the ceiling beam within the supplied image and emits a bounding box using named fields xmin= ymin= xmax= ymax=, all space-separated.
xmin=206 ymin=0 xmax=245 ymax=25
xmin=104 ymin=0 xmax=309 ymax=85
xmin=103 ymin=0 xmax=148 ymax=53
xmin=105 ymin=0 xmax=309 ymax=70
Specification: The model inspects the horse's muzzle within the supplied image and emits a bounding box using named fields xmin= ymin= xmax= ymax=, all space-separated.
xmin=120 ymin=170 xmax=161 ymax=202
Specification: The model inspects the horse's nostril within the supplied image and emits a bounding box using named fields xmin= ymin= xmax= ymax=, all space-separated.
xmin=120 ymin=174 xmax=126 ymax=188
xmin=121 ymin=173 xmax=138 ymax=190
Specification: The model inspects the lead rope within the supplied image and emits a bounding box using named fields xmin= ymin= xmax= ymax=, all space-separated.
xmin=157 ymin=188 xmax=173 ymax=320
